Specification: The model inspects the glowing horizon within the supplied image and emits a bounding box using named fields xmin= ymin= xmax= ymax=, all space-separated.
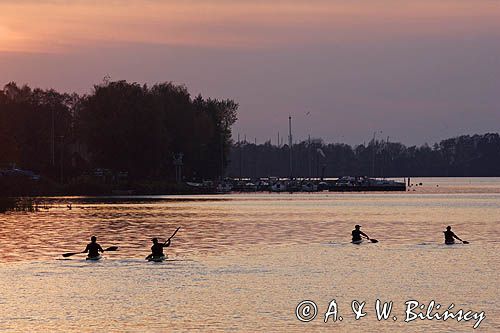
xmin=1 ymin=0 xmax=499 ymax=145
xmin=1 ymin=0 xmax=499 ymax=53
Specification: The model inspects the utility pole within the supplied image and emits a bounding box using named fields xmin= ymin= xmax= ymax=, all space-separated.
xmin=59 ymin=135 xmax=64 ymax=183
xmin=308 ymin=134 xmax=311 ymax=179
xmin=51 ymin=109 xmax=55 ymax=166
xmin=381 ymin=136 xmax=389 ymax=178
xmin=220 ymin=122 xmax=226 ymax=181
xmin=289 ymin=116 xmax=293 ymax=179
xmin=371 ymin=131 xmax=376 ymax=178
xmin=238 ymin=133 xmax=242 ymax=180
xmin=316 ymin=148 xmax=319 ymax=179
xmin=254 ymin=137 xmax=258 ymax=178
xmin=173 ymin=153 xmax=184 ymax=184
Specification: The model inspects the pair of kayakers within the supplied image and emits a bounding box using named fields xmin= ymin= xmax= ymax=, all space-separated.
xmin=82 ymin=236 xmax=171 ymax=259
xmin=351 ymin=225 xmax=467 ymax=244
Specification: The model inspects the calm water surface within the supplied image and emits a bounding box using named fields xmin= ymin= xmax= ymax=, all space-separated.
xmin=0 ymin=178 xmax=499 ymax=332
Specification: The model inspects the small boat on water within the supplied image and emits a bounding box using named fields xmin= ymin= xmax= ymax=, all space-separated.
xmin=216 ymin=182 xmax=232 ymax=194
xmin=147 ymin=255 xmax=166 ymax=262
xmin=271 ymin=181 xmax=287 ymax=192
xmin=301 ymin=182 xmax=318 ymax=192
xmin=86 ymin=254 xmax=102 ymax=261
xmin=330 ymin=176 xmax=406 ymax=192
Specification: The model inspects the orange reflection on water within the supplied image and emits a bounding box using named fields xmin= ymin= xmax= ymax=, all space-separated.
xmin=0 ymin=178 xmax=499 ymax=332
xmin=0 ymin=177 xmax=499 ymax=262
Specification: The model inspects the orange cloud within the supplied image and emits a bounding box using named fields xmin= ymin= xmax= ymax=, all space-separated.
xmin=0 ymin=0 xmax=499 ymax=52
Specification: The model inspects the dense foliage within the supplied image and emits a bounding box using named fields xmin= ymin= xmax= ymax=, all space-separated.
xmin=1 ymin=81 xmax=498 ymax=185
xmin=0 ymin=81 xmax=238 ymax=182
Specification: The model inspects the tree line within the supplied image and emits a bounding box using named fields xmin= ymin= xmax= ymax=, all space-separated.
xmin=0 ymin=81 xmax=238 ymax=184
xmin=1 ymin=80 xmax=499 ymax=190
xmin=227 ymin=133 xmax=500 ymax=178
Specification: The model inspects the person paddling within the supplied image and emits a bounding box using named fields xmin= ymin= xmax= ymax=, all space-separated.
xmin=83 ymin=235 xmax=104 ymax=258
xmin=352 ymin=224 xmax=370 ymax=243
xmin=61 ymin=237 xmax=118 ymax=258
xmin=146 ymin=238 xmax=170 ymax=260
xmin=444 ymin=226 xmax=468 ymax=244
xmin=145 ymin=227 xmax=180 ymax=261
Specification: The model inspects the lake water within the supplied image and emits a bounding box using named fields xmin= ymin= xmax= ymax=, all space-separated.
xmin=0 ymin=177 xmax=499 ymax=332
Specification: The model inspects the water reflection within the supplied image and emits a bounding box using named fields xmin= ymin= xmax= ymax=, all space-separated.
xmin=0 ymin=189 xmax=499 ymax=262
xmin=0 ymin=178 xmax=499 ymax=332
xmin=0 ymin=197 xmax=44 ymax=213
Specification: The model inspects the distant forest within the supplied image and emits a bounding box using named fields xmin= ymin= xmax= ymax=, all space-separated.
xmin=1 ymin=81 xmax=499 ymax=187
xmin=0 ymin=81 xmax=237 ymax=183
xmin=227 ymin=133 xmax=500 ymax=178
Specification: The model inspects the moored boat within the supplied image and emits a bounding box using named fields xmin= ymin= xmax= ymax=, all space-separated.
xmin=330 ymin=176 xmax=406 ymax=192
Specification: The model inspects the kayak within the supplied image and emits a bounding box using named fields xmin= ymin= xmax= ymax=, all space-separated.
xmin=86 ymin=254 xmax=102 ymax=261
xmin=147 ymin=255 xmax=166 ymax=262
xmin=445 ymin=241 xmax=455 ymax=245
xmin=352 ymin=239 xmax=363 ymax=244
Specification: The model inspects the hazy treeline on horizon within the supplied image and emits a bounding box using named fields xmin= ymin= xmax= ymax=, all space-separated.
xmin=0 ymin=81 xmax=499 ymax=184
xmin=227 ymin=134 xmax=500 ymax=178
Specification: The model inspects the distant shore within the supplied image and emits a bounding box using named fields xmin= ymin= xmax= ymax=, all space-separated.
xmin=3 ymin=175 xmax=500 ymax=198
xmin=0 ymin=178 xmax=210 ymax=197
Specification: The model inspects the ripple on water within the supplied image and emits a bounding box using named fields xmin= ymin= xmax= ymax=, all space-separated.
xmin=0 ymin=186 xmax=499 ymax=331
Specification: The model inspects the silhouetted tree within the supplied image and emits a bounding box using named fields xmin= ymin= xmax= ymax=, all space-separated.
xmin=0 ymin=80 xmax=238 ymax=183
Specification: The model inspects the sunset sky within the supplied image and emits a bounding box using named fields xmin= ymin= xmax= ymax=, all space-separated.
xmin=1 ymin=0 xmax=499 ymax=144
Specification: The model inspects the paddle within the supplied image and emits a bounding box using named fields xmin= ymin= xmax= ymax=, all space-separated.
xmin=462 ymin=240 xmax=469 ymax=244
xmin=62 ymin=251 xmax=82 ymax=258
xmin=166 ymin=227 xmax=181 ymax=244
xmin=62 ymin=246 xmax=119 ymax=257
xmin=361 ymin=235 xmax=378 ymax=243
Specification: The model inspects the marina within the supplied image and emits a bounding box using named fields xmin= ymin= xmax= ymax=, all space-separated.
xmin=1 ymin=1 xmax=499 ymax=331
xmin=188 ymin=176 xmax=407 ymax=193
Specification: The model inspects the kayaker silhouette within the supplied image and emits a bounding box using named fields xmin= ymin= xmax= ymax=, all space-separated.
xmin=444 ymin=226 xmax=468 ymax=244
xmin=84 ymin=236 xmax=104 ymax=258
xmin=352 ymin=224 xmax=370 ymax=244
xmin=61 ymin=237 xmax=118 ymax=258
xmin=146 ymin=238 xmax=171 ymax=261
